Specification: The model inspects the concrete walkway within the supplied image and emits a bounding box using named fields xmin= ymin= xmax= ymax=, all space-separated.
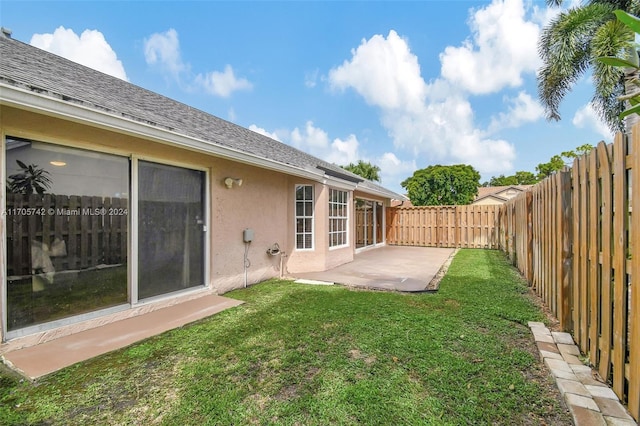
xmin=3 ymin=295 xmax=243 ymax=379
xmin=293 ymin=246 xmax=456 ymax=292
xmin=528 ymin=322 xmax=637 ymax=425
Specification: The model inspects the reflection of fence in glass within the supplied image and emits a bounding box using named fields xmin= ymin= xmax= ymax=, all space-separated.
xmin=6 ymin=193 xmax=129 ymax=331
xmin=6 ymin=193 xmax=128 ymax=277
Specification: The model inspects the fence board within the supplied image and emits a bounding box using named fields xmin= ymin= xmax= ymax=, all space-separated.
xmin=612 ymin=132 xmax=628 ymax=399
xmin=597 ymin=142 xmax=613 ymax=380
xmin=629 ymin=124 xmax=640 ymax=419
xmin=588 ymin=150 xmax=599 ymax=366
xmin=579 ymin=156 xmax=589 ymax=353
xmin=386 ymin=205 xmax=500 ymax=249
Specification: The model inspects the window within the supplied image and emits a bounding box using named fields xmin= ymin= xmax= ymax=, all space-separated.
xmin=5 ymin=137 xmax=129 ymax=331
xmin=329 ymin=189 xmax=348 ymax=247
xmin=295 ymin=185 xmax=313 ymax=249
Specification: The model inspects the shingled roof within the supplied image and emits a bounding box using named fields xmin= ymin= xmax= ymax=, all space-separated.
xmin=0 ymin=34 xmax=403 ymax=200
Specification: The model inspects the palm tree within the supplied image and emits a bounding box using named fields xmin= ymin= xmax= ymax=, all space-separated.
xmin=538 ymin=0 xmax=640 ymax=133
xmin=341 ymin=160 xmax=382 ymax=182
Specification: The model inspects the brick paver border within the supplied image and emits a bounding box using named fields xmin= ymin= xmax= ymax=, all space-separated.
xmin=528 ymin=322 xmax=637 ymax=426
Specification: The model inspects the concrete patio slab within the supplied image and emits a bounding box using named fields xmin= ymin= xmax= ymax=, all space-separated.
xmin=292 ymin=246 xmax=456 ymax=292
xmin=2 ymin=294 xmax=243 ymax=379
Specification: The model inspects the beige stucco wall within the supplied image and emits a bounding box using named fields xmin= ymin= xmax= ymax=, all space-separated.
xmin=0 ymin=105 xmax=375 ymax=343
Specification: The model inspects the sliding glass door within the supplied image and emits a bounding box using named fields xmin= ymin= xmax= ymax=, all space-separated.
xmin=137 ymin=161 xmax=206 ymax=299
xmin=4 ymin=137 xmax=210 ymax=335
xmin=355 ymin=199 xmax=383 ymax=249
xmin=5 ymin=138 xmax=129 ymax=331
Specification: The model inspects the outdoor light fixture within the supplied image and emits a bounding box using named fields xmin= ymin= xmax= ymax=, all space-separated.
xmin=224 ymin=177 xmax=243 ymax=189
xmin=49 ymin=160 xmax=67 ymax=167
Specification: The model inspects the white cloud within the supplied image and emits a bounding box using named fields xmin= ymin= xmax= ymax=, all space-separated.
xmin=328 ymin=29 xmax=516 ymax=176
xmin=195 ymin=65 xmax=253 ymax=98
xmin=256 ymin=120 xmax=360 ymax=166
xmin=439 ymin=0 xmax=540 ymax=94
xmin=144 ymin=28 xmax=251 ymax=97
xmin=329 ymin=30 xmax=426 ymax=113
xmin=572 ymin=103 xmax=614 ymax=141
xmin=248 ymin=121 xmax=417 ymax=192
xmin=291 ymin=121 xmax=331 ymax=151
xmin=143 ymin=28 xmax=187 ymax=78
xmin=326 ymin=134 xmax=360 ymax=164
xmin=30 ymin=26 xmax=127 ymax=80
xmin=249 ymin=124 xmax=281 ymax=141
xmin=488 ymin=91 xmax=544 ymax=133
xmin=377 ymin=152 xmax=417 ymax=186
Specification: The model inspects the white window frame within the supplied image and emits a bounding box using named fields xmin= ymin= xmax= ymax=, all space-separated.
xmin=329 ymin=188 xmax=349 ymax=248
xmin=294 ymin=184 xmax=314 ymax=250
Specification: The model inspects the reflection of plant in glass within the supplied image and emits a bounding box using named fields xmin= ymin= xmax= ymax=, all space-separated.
xmin=7 ymin=160 xmax=52 ymax=195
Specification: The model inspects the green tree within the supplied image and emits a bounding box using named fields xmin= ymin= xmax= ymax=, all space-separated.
xmin=535 ymin=155 xmax=566 ymax=179
xmin=487 ymin=175 xmax=518 ymax=186
xmin=535 ymin=144 xmax=594 ymax=179
xmin=560 ymin=143 xmax=596 ymax=163
xmin=401 ymin=164 xmax=480 ymax=206
xmin=513 ymin=171 xmax=539 ymax=185
xmin=538 ymin=0 xmax=639 ymax=133
xmin=341 ymin=160 xmax=381 ymax=182
xmin=486 ymin=171 xmax=539 ymax=186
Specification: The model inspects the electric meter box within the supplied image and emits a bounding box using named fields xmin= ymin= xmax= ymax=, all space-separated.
xmin=243 ymin=228 xmax=254 ymax=243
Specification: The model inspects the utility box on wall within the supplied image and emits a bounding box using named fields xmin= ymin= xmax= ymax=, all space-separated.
xmin=243 ymin=228 xmax=254 ymax=243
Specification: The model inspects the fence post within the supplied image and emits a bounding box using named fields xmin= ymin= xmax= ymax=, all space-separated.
xmin=559 ymin=169 xmax=573 ymax=331
xmin=525 ymin=191 xmax=533 ymax=283
xmin=629 ymin=123 xmax=640 ymax=420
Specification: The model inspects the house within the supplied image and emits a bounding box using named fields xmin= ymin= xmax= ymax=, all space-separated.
xmin=0 ymin=33 xmax=404 ymax=348
xmin=471 ymin=185 xmax=531 ymax=205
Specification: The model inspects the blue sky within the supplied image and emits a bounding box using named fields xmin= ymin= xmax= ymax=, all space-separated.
xmin=1 ymin=0 xmax=613 ymax=193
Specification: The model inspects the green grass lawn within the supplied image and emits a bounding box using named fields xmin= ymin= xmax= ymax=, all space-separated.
xmin=0 ymin=249 xmax=571 ymax=425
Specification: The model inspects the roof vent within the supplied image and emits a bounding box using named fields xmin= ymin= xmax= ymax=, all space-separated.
xmin=1 ymin=27 xmax=12 ymax=38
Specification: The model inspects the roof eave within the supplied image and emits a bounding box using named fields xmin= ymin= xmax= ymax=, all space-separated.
xmin=0 ymin=83 xmax=405 ymax=200
xmin=0 ymin=82 xmax=324 ymax=181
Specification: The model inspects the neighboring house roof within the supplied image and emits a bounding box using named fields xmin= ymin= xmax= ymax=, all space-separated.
xmin=390 ymin=199 xmax=413 ymax=207
xmin=472 ymin=194 xmax=510 ymax=204
xmin=471 ymin=185 xmax=532 ymax=205
xmin=0 ymin=35 xmax=405 ymax=200
xmin=475 ymin=185 xmax=531 ymax=201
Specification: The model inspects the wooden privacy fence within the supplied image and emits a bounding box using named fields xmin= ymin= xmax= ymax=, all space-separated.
xmin=385 ymin=205 xmax=500 ymax=248
xmin=384 ymin=129 xmax=639 ymax=420
xmin=496 ymin=133 xmax=639 ymax=420
xmin=6 ymin=193 xmax=128 ymax=277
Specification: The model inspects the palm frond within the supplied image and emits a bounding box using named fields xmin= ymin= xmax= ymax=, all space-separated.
xmin=538 ymin=3 xmax=615 ymax=121
xmin=592 ymin=18 xmax=634 ymax=131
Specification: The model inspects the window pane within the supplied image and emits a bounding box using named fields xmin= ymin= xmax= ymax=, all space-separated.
xmin=138 ymin=161 xmax=205 ymax=299
xmin=295 ymin=185 xmax=313 ymax=250
xmin=5 ymin=137 xmax=129 ymax=331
